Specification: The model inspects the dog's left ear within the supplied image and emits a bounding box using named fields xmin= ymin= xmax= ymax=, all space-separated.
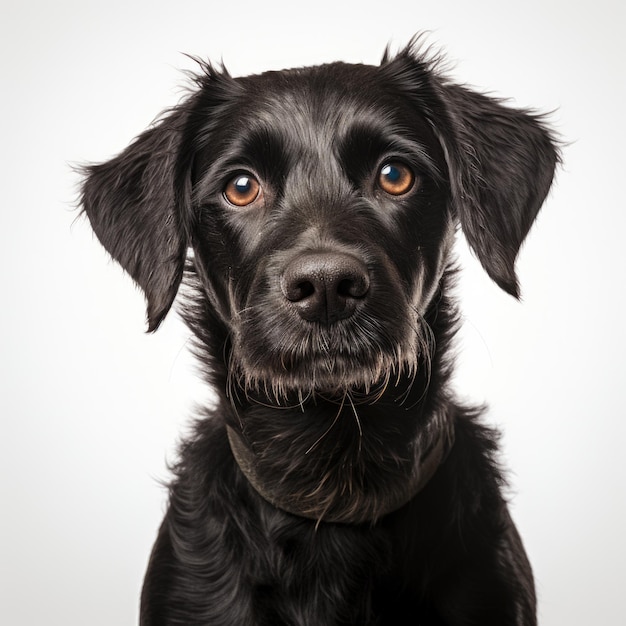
xmin=439 ymin=84 xmax=560 ymax=297
xmin=383 ymin=46 xmax=560 ymax=296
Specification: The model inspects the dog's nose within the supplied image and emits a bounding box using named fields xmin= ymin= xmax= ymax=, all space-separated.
xmin=281 ymin=252 xmax=370 ymax=324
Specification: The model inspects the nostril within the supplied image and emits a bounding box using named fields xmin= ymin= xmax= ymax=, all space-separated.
xmin=287 ymin=280 xmax=315 ymax=302
xmin=338 ymin=275 xmax=368 ymax=299
xmin=338 ymin=279 xmax=352 ymax=297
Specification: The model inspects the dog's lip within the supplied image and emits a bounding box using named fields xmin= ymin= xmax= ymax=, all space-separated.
xmin=232 ymin=346 xmax=417 ymax=406
xmin=234 ymin=376 xmax=397 ymax=408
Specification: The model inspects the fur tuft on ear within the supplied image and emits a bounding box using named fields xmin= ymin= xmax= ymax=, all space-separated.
xmin=80 ymin=109 xmax=190 ymax=331
xmin=384 ymin=41 xmax=560 ymax=297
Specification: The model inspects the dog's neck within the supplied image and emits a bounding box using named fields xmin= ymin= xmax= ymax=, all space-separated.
xmin=225 ymin=397 xmax=455 ymax=524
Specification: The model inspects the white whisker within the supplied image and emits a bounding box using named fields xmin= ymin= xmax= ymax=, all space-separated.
xmin=305 ymin=394 xmax=346 ymax=455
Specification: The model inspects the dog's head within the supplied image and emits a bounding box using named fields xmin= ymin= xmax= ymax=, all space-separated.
xmin=81 ymin=42 xmax=558 ymax=401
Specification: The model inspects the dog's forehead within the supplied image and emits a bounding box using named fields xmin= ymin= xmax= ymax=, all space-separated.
xmin=243 ymin=62 xmax=384 ymax=110
xmin=234 ymin=63 xmax=419 ymax=139
xmin=216 ymin=62 xmax=440 ymax=165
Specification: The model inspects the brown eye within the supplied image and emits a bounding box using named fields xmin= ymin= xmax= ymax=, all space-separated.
xmin=377 ymin=162 xmax=415 ymax=196
xmin=223 ymin=174 xmax=261 ymax=206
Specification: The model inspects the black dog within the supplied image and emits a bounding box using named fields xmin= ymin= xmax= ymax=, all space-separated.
xmin=81 ymin=40 xmax=558 ymax=625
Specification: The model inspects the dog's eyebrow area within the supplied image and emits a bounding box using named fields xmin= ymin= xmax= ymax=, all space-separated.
xmin=338 ymin=122 xmax=444 ymax=184
xmin=194 ymin=106 xmax=444 ymax=203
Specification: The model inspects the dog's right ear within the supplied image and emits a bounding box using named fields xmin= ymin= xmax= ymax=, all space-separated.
xmin=80 ymin=109 xmax=190 ymax=332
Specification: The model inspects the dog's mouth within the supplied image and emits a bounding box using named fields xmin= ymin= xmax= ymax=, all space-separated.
xmin=229 ymin=302 xmax=428 ymax=404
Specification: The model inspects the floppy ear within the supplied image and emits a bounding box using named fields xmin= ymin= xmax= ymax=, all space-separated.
xmin=440 ymin=84 xmax=559 ymax=296
xmin=81 ymin=109 xmax=190 ymax=331
xmin=383 ymin=44 xmax=560 ymax=296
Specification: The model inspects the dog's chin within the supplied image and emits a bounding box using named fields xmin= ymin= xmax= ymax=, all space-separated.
xmin=229 ymin=349 xmax=418 ymax=406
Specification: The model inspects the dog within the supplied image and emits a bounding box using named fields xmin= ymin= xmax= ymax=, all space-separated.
xmin=81 ymin=38 xmax=559 ymax=625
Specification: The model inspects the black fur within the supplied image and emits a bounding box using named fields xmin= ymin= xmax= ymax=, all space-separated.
xmin=81 ymin=39 xmax=558 ymax=625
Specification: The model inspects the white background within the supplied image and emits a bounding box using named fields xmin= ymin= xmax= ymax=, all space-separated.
xmin=2 ymin=0 xmax=624 ymax=624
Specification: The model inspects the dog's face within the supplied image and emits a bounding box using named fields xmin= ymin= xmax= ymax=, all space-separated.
xmin=81 ymin=44 xmax=558 ymax=404
xmin=188 ymin=63 xmax=453 ymax=399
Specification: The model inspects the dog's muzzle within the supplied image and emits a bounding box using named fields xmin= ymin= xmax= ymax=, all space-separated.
xmin=231 ymin=240 xmax=421 ymax=400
